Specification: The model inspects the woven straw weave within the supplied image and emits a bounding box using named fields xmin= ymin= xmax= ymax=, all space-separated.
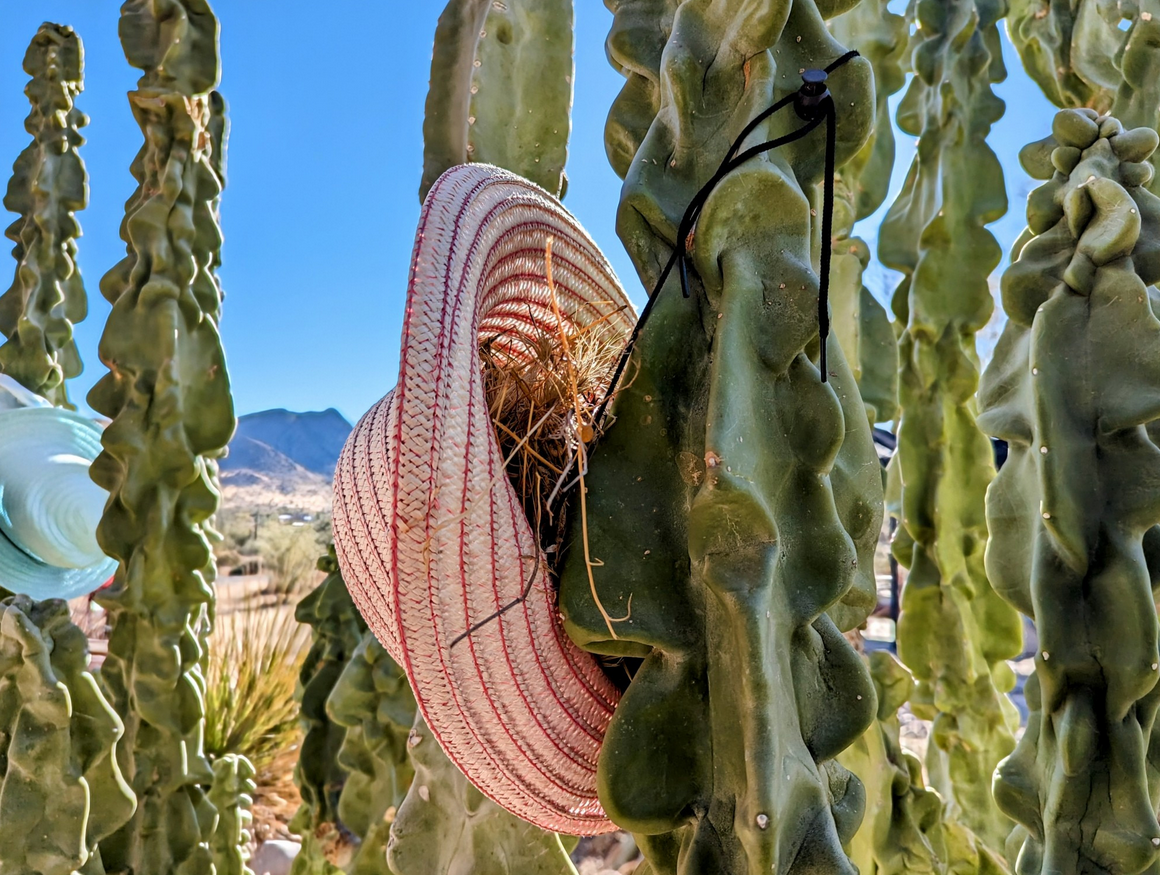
xmin=333 ymin=164 xmax=632 ymax=834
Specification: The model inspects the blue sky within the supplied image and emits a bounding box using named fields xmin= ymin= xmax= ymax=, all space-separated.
xmin=1 ymin=2 xmax=1056 ymax=424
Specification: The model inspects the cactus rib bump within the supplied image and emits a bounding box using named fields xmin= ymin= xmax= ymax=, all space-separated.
xmin=979 ymin=107 xmax=1160 ymax=875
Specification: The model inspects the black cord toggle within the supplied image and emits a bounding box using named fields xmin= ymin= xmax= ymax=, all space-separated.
xmin=795 ymin=69 xmax=830 ymax=121
xmin=593 ymin=50 xmax=861 ymax=427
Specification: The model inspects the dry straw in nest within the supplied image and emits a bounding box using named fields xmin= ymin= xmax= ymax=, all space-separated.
xmin=479 ymin=283 xmax=626 ymax=564
xmin=480 ymin=239 xmax=638 ymax=641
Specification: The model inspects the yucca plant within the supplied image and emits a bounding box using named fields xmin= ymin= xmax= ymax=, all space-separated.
xmin=205 ymin=602 xmax=311 ymax=777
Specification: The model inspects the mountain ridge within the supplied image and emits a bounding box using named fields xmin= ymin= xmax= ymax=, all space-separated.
xmin=220 ymin=408 xmax=353 ymax=512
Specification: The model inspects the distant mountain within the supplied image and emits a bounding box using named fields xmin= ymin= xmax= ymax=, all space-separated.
xmin=226 ymin=408 xmax=353 ymax=476
xmin=219 ymin=408 xmax=353 ymax=512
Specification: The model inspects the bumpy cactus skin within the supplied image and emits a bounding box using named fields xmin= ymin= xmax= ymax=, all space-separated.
xmin=421 ymin=0 xmax=573 ymax=198
xmin=209 ymin=755 xmax=256 ymax=875
xmin=386 ymin=713 xmax=578 ymax=875
xmin=557 ymin=3 xmax=883 ymax=874
xmin=327 ymin=631 xmax=415 ymax=875
xmin=826 ymin=0 xmax=905 ymax=424
xmin=839 ymin=652 xmax=945 ymax=875
xmin=1 ymin=24 xmax=88 ymax=409
xmin=978 ymin=108 xmax=1160 ymax=875
xmin=291 ymin=548 xmax=368 ymax=842
xmin=875 ymin=0 xmax=1023 ymax=853
xmin=1008 ymin=0 xmax=1160 ymax=116
xmin=87 ymin=3 xmax=235 ymax=873
xmin=0 ymin=596 xmax=135 ymax=875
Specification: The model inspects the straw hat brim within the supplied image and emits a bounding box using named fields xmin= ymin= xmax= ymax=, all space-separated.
xmin=333 ymin=164 xmax=634 ymax=834
xmin=0 ymin=407 xmax=116 ymax=601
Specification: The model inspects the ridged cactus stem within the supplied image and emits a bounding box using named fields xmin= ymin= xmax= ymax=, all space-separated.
xmin=0 ymin=23 xmax=88 ymax=409
xmin=328 ymin=631 xmax=415 ymax=875
xmin=289 ymin=547 xmax=368 ymax=844
xmin=422 ymin=0 xmax=574 ymax=198
xmin=560 ymin=2 xmax=885 ymax=873
xmin=876 ymin=0 xmax=1022 ymax=855
xmin=387 ymin=713 xmax=579 ymax=875
xmin=979 ymin=107 xmax=1160 ymax=875
xmin=88 ymin=3 xmax=235 ymax=872
xmin=0 ymin=596 xmax=135 ymax=875
xmin=1008 ymin=0 xmax=1160 ymax=193
xmin=826 ymin=0 xmax=905 ymax=424
xmin=208 ymin=755 xmax=256 ymax=875
xmin=837 ymin=652 xmax=944 ymax=875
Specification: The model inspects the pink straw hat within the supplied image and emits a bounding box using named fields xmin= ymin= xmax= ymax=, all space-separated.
xmin=332 ymin=164 xmax=633 ymax=834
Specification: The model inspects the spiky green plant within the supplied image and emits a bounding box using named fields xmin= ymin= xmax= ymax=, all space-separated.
xmin=422 ymin=0 xmax=574 ymax=199
xmin=205 ymin=603 xmax=310 ymax=777
xmin=88 ymin=2 xmax=235 ymax=872
xmin=0 ymin=22 xmax=88 ymax=409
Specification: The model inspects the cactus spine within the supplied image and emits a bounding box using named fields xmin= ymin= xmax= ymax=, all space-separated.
xmin=979 ymin=107 xmax=1160 ymax=875
xmin=422 ymin=0 xmax=574 ymax=199
xmin=876 ymin=0 xmax=1022 ymax=854
xmin=87 ymin=2 xmax=235 ymax=872
xmin=0 ymin=596 xmax=135 ymax=875
xmin=556 ymin=2 xmax=885 ymax=873
xmin=0 ymin=23 xmax=88 ymax=410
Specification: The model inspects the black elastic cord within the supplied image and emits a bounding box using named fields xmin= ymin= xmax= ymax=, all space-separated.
xmin=593 ymin=51 xmax=858 ymax=426
xmin=818 ymin=98 xmax=837 ymax=381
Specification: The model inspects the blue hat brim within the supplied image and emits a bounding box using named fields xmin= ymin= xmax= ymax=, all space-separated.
xmin=0 ymin=528 xmax=117 ymax=601
xmin=0 ymin=407 xmax=116 ymax=601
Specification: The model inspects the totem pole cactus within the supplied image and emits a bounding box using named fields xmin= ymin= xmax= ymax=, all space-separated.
xmin=557 ymin=2 xmax=884 ymax=873
xmin=979 ymin=108 xmax=1160 ymax=875
xmin=291 ymin=548 xmax=368 ymax=843
xmin=876 ymin=0 xmax=1023 ymax=853
xmin=328 ymin=632 xmax=415 ymax=875
xmin=422 ymin=0 xmax=574 ymax=199
xmin=0 ymin=23 xmax=88 ymax=409
xmin=208 ymin=755 xmax=256 ymax=875
xmin=838 ymin=652 xmax=944 ymax=875
xmin=826 ymin=0 xmax=905 ymax=424
xmin=0 ymin=596 xmax=135 ymax=875
xmin=386 ymin=714 xmax=578 ymax=875
xmin=88 ymin=1 xmax=235 ymax=871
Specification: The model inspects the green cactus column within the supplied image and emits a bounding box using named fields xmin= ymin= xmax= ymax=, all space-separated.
xmin=838 ymin=652 xmax=945 ymax=875
xmin=827 ymin=0 xmax=905 ymax=424
xmin=386 ymin=714 xmax=578 ymax=875
xmin=421 ymin=0 xmax=573 ymax=199
xmin=876 ymin=0 xmax=1022 ymax=854
xmin=208 ymin=755 xmax=256 ymax=875
xmin=88 ymin=3 xmax=235 ymax=873
xmin=979 ymin=108 xmax=1160 ymax=875
xmin=290 ymin=548 xmax=368 ymax=853
xmin=1008 ymin=0 xmax=1160 ymax=190
xmin=328 ymin=632 xmax=415 ymax=875
xmin=1 ymin=23 xmax=88 ymax=409
xmin=0 ymin=596 xmax=136 ymax=875
xmin=558 ymin=2 xmax=885 ymax=873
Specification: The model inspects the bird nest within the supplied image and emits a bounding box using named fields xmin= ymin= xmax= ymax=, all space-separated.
xmin=479 ymin=309 xmax=626 ymax=564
